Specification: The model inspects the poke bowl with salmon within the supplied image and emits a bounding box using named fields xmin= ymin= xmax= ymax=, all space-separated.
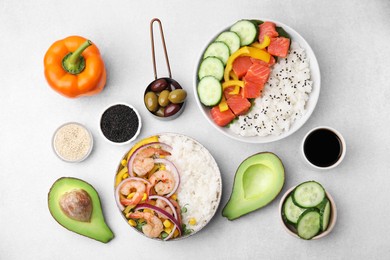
xmin=114 ymin=133 xmax=222 ymax=240
xmin=194 ymin=19 xmax=320 ymax=143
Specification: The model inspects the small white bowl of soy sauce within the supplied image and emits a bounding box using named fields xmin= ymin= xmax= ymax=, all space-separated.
xmin=301 ymin=126 xmax=346 ymax=170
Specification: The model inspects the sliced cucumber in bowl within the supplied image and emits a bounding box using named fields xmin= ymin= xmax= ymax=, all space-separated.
xmin=320 ymin=199 xmax=331 ymax=231
xmin=296 ymin=208 xmax=321 ymax=240
xmin=198 ymin=57 xmax=224 ymax=81
xmin=230 ymin=20 xmax=258 ymax=46
xmin=292 ymin=181 xmax=326 ymax=208
xmin=197 ymin=76 xmax=222 ymax=107
xmin=203 ymin=41 xmax=230 ymax=65
xmin=280 ymin=181 xmax=336 ymax=240
xmin=283 ymin=195 xmax=306 ymax=225
xmin=215 ymin=31 xmax=241 ymax=54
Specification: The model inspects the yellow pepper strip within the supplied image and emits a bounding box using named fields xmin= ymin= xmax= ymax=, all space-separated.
xmin=219 ymin=99 xmax=229 ymax=112
xmin=222 ymin=80 xmax=245 ymax=89
xmin=126 ymin=136 xmax=159 ymax=161
xmin=141 ymin=193 xmax=147 ymax=201
xmin=250 ymin=35 xmax=271 ymax=49
xmin=224 ymin=47 xmax=270 ymax=82
xmin=122 ymin=173 xmax=129 ymax=180
xmin=115 ymin=166 xmax=128 ymax=186
xmin=224 ymin=47 xmax=250 ymax=82
xmin=230 ymin=70 xmax=238 ymax=80
xmin=242 ymin=47 xmax=271 ymax=63
xmin=229 ymin=86 xmax=240 ymax=95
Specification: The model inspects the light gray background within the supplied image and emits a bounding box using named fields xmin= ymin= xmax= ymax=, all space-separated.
xmin=1 ymin=0 xmax=389 ymax=259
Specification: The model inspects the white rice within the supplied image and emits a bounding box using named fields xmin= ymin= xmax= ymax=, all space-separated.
xmin=230 ymin=41 xmax=313 ymax=136
xmin=159 ymin=134 xmax=221 ymax=233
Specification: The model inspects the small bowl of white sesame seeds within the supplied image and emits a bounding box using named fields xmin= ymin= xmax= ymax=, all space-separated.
xmin=52 ymin=122 xmax=94 ymax=163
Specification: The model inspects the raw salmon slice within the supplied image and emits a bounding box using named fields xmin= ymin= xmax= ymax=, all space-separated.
xmin=243 ymin=80 xmax=264 ymax=99
xmin=243 ymin=63 xmax=270 ymax=85
xmin=211 ymin=106 xmax=236 ymax=126
xmin=267 ymin=37 xmax=290 ymax=58
xmin=227 ymin=95 xmax=251 ymax=116
xmin=224 ymin=86 xmax=242 ymax=100
xmin=258 ymin=22 xmax=279 ymax=43
xmin=232 ymin=56 xmax=253 ymax=79
xmin=250 ymin=55 xmax=275 ymax=67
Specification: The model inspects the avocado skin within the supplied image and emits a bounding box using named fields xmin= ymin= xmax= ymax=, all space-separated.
xmin=48 ymin=177 xmax=114 ymax=243
xmin=222 ymin=152 xmax=285 ymax=220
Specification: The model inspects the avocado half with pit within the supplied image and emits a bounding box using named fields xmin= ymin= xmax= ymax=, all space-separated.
xmin=222 ymin=152 xmax=285 ymax=220
xmin=48 ymin=177 xmax=114 ymax=243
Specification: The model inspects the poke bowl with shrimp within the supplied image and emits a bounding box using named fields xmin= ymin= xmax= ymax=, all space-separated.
xmin=114 ymin=133 xmax=222 ymax=241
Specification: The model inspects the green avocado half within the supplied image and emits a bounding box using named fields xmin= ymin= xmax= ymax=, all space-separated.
xmin=48 ymin=177 xmax=114 ymax=243
xmin=222 ymin=152 xmax=285 ymax=220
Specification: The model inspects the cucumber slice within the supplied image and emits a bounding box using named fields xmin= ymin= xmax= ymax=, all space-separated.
xmin=320 ymin=200 xmax=331 ymax=231
xmin=283 ymin=195 xmax=306 ymax=225
xmin=292 ymin=181 xmax=326 ymax=208
xmin=230 ymin=20 xmax=258 ymax=46
xmin=197 ymin=76 xmax=222 ymax=107
xmin=203 ymin=41 xmax=230 ymax=65
xmin=215 ymin=31 xmax=241 ymax=54
xmin=297 ymin=208 xmax=321 ymax=240
xmin=198 ymin=57 xmax=224 ymax=81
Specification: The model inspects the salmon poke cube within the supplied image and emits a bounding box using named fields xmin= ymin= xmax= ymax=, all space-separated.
xmin=267 ymin=37 xmax=290 ymax=58
xmin=226 ymin=95 xmax=251 ymax=116
xmin=211 ymin=106 xmax=236 ymax=127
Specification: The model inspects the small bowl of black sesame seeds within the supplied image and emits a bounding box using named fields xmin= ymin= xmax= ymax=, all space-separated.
xmin=99 ymin=103 xmax=142 ymax=145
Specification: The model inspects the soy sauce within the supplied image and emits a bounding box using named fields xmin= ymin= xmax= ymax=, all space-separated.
xmin=303 ymin=128 xmax=342 ymax=167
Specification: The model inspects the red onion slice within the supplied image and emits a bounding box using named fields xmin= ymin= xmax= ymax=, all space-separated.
xmin=149 ymin=195 xmax=178 ymax=220
xmin=134 ymin=203 xmax=182 ymax=240
xmin=115 ymin=177 xmax=152 ymax=210
xmin=168 ymin=198 xmax=182 ymax=227
xmin=127 ymin=142 xmax=173 ymax=177
xmin=152 ymin=158 xmax=180 ymax=198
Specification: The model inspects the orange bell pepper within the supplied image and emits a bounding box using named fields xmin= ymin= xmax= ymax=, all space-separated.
xmin=44 ymin=36 xmax=106 ymax=98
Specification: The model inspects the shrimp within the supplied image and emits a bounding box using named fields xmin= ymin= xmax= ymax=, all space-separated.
xmin=128 ymin=211 xmax=163 ymax=238
xmin=149 ymin=170 xmax=175 ymax=196
xmin=119 ymin=180 xmax=146 ymax=207
xmin=133 ymin=147 xmax=171 ymax=177
xmin=155 ymin=198 xmax=174 ymax=217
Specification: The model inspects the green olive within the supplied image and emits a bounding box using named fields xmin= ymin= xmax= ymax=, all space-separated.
xmin=144 ymin=91 xmax=158 ymax=112
xmin=155 ymin=107 xmax=165 ymax=117
xmin=168 ymin=89 xmax=187 ymax=104
xmin=158 ymin=90 xmax=171 ymax=107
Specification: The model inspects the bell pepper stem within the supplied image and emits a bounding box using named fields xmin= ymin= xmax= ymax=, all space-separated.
xmin=62 ymin=40 xmax=92 ymax=74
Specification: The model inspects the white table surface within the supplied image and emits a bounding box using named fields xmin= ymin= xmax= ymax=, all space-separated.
xmin=1 ymin=0 xmax=389 ymax=259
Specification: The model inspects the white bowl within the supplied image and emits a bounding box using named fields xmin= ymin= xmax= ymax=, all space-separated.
xmin=301 ymin=126 xmax=346 ymax=170
xmin=193 ymin=19 xmax=321 ymax=143
xmin=279 ymin=185 xmax=337 ymax=240
xmin=99 ymin=102 xmax=142 ymax=145
xmin=114 ymin=133 xmax=222 ymax=241
xmin=52 ymin=122 xmax=94 ymax=163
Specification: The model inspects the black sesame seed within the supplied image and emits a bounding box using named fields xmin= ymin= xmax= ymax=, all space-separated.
xmin=100 ymin=104 xmax=139 ymax=143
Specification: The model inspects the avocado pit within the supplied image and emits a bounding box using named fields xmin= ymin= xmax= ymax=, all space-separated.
xmin=59 ymin=189 xmax=92 ymax=222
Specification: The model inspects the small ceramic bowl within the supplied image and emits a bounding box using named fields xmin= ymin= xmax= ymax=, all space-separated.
xmin=99 ymin=102 xmax=142 ymax=145
xmin=278 ymin=185 xmax=337 ymax=240
xmin=301 ymin=126 xmax=346 ymax=170
xmin=144 ymin=77 xmax=186 ymax=121
xmin=52 ymin=122 xmax=94 ymax=163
